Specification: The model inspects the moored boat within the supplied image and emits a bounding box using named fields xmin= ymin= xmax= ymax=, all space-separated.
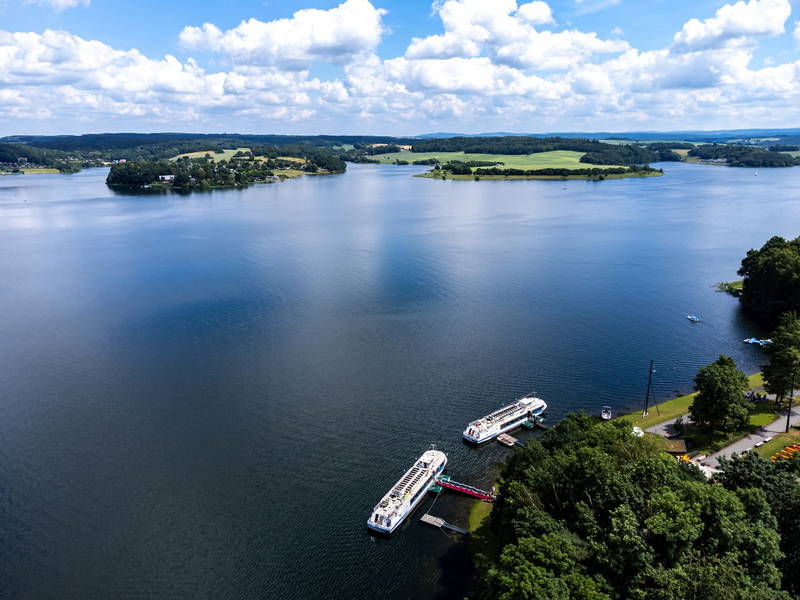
xmin=463 ymin=396 xmax=547 ymax=444
xmin=367 ymin=448 xmax=447 ymax=535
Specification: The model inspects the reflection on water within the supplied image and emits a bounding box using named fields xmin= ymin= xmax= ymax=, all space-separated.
xmin=0 ymin=163 xmax=797 ymax=599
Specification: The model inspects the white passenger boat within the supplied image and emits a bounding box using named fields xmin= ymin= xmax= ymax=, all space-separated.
xmin=367 ymin=448 xmax=447 ymax=535
xmin=463 ymin=396 xmax=547 ymax=444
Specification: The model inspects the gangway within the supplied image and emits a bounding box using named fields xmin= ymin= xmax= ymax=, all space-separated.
xmin=435 ymin=474 xmax=495 ymax=502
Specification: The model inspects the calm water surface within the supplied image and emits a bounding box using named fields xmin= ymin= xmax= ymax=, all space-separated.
xmin=1 ymin=163 xmax=798 ymax=599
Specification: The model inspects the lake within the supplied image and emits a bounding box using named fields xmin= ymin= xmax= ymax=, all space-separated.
xmin=0 ymin=162 xmax=797 ymax=599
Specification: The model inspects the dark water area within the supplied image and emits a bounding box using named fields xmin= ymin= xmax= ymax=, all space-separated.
xmin=0 ymin=163 xmax=798 ymax=599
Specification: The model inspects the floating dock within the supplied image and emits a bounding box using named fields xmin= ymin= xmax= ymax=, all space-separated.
xmin=497 ymin=433 xmax=518 ymax=447
xmin=420 ymin=513 xmax=469 ymax=535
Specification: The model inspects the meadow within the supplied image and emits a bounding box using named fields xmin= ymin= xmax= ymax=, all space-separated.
xmin=372 ymin=150 xmax=623 ymax=169
xmin=171 ymin=147 xmax=251 ymax=162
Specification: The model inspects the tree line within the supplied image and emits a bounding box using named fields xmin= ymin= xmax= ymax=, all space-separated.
xmin=689 ymin=145 xmax=800 ymax=167
xmin=0 ymin=142 xmax=87 ymax=173
xmin=469 ymin=165 xmax=661 ymax=177
xmin=737 ymin=236 xmax=800 ymax=325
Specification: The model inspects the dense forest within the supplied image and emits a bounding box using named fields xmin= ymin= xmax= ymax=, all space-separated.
xmin=408 ymin=136 xmax=680 ymax=166
xmin=689 ymin=145 xmax=800 ymax=167
xmin=475 ymin=414 xmax=799 ymax=600
xmin=737 ymin=236 xmax=800 ymax=325
xmin=0 ymin=142 xmax=87 ymax=173
xmin=1 ymin=133 xmax=418 ymax=162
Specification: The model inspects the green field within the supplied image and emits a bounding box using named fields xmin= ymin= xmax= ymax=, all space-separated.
xmin=373 ymin=150 xmax=622 ymax=169
xmin=22 ymin=168 xmax=60 ymax=174
xmin=755 ymin=427 xmax=800 ymax=458
xmin=618 ymin=372 xmax=764 ymax=430
xmin=171 ymin=147 xmax=251 ymax=162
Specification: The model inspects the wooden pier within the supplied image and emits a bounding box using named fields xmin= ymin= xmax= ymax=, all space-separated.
xmin=497 ymin=433 xmax=518 ymax=447
xmin=420 ymin=513 xmax=469 ymax=535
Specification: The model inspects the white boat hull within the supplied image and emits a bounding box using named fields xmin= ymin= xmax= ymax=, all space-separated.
xmin=463 ymin=398 xmax=546 ymax=444
xmin=367 ymin=456 xmax=446 ymax=535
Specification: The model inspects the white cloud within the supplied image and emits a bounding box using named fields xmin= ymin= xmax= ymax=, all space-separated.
xmin=23 ymin=0 xmax=89 ymax=10
xmin=179 ymin=0 xmax=386 ymax=69
xmin=672 ymin=0 xmax=791 ymax=52
xmin=794 ymin=21 xmax=800 ymax=42
xmin=405 ymin=0 xmax=627 ymax=69
xmin=2 ymin=0 xmax=800 ymax=132
xmin=517 ymin=1 xmax=555 ymax=25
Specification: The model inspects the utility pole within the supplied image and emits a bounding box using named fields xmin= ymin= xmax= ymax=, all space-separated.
xmin=643 ymin=360 xmax=654 ymax=417
xmin=787 ymin=360 xmax=797 ymax=434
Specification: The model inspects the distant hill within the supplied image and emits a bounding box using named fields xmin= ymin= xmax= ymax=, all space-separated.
xmin=417 ymin=128 xmax=800 ymax=143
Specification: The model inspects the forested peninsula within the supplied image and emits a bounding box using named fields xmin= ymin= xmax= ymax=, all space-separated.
xmin=106 ymin=146 xmax=346 ymax=190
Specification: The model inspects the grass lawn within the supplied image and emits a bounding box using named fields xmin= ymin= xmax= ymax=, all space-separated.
xmin=373 ymin=150 xmax=624 ymax=170
xmin=755 ymin=426 xmax=800 ymax=459
xmin=171 ymin=147 xmax=251 ymax=162
xmin=618 ymin=372 xmax=764 ymax=430
xmin=685 ymin=398 xmax=780 ymax=454
xmin=22 ymin=168 xmax=60 ymax=174
xmin=468 ymin=500 xmax=499 ymax=560
xmin=272 ymin=168 xmax=306 ymax=178
xmin=468 ymin=499 xmax=493 ymax=533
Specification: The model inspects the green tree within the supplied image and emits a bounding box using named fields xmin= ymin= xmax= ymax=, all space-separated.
xmin=762 ymin=311 xmax=800 ymax=405
xmin=738 ymin=236 xmax=800 ymax=324
xmin=690 ymin=355 xmax=749 ymax=433
xmin=479 ymin=414 xmax=794 ymax=599
xmin=716 ymin=453 xmax=800 ymax=595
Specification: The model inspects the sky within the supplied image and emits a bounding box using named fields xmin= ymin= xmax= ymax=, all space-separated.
xmin=0 ymin=0 xmax=799 ymax=136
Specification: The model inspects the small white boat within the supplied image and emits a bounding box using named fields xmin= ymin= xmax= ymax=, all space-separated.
xmin=600 ymin=406 xmax=612 ymax=420
xmin=687 ymin=315 xmax=700 ymax=322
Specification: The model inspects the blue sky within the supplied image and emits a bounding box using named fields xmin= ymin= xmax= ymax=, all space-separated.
xmin=0 ymin=0 xmax=798 ymax=135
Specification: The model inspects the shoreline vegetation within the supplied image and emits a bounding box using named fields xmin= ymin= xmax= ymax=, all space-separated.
xmin=717 ymin=280 xmax=744 ymax=296
xmin=4 ymin=133 xmax=800 ymax=184
xmin=419 ymin=164 xmax=663 ymax=180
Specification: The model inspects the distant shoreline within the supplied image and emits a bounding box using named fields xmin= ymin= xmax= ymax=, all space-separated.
xmin=417 ymin=169 xmax=664 ymax=181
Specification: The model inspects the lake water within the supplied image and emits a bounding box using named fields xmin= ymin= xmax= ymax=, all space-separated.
xmin=1 ymin=162 xmax=798 ymax=599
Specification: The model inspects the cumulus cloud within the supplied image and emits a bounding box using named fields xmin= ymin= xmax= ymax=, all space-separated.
xmin=179 ymin=0 xmax=386 ymax=69
xmin=2 ymin=0 xmax=800 ymax=132
xmin=23 ymin=0 xmax=89 ymax=10
xmin=516 ymin=1 xmax=555 ymax=25
xmin=405 ymin=0 xmax=626 ymax=69
xmin=672 ymin=0 xmax=791 ymax=52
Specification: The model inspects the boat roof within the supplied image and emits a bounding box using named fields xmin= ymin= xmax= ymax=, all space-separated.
xmin=472 ymin=397 xmax=545 ymax=424
xmin=371 ymin=450 xmax=446 ymax=517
